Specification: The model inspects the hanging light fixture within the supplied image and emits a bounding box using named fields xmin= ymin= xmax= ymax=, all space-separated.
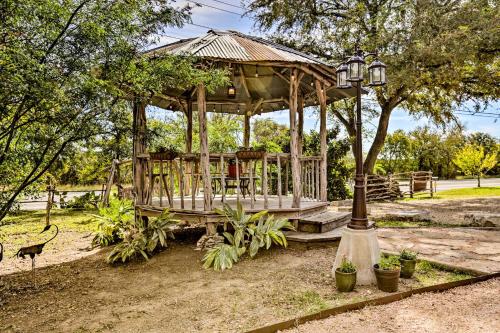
xmin=336 ymin=63 xmax=351 ymax=89
xmin=254 ymin=66 xmax=259 ymax=78
xmin=346 ymin=50 xmax=365 ymax=82
xmin=368 ymin=58 xmax=387 ymax=86
xmin=227 ymin=83 xmax=236 ymax=98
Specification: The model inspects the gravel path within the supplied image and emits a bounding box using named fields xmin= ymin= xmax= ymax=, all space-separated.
xmin=284 ymin=278 xmax=500 ymax=333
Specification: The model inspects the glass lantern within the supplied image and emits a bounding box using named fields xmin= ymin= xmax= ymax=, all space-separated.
xmin=346 ymin=53 xmax=365 ymax=81
xmin=368 ymin=59 xmax=387 ymax=86
xmin=336 ymin=63 xmax=351 ymax=89
xmin=227 ymin=83 xmax=236 ymax=98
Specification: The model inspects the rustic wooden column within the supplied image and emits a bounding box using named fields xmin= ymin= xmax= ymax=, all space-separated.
xmin=132 ymin=99 xmax=147 ymax=205
xmin=289 ymin=68 xmax=302 ymax=208
xmin=315 ymin=80 xmax=328 ymax=201
xmin=298 ymin=93 xmax=304 ymax=156
xmin=197 ymin=84 xmax=212 ymax=211
xmin=243 ymin=113 xmax=251 ymax=148
xmin=186 ymin=99 xmax=193 ymax=153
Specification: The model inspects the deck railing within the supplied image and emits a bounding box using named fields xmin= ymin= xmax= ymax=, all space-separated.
xmin=138 ymin=152 xmax=323 ymax=210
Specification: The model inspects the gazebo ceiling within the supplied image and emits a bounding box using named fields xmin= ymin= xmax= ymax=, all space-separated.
xmin=148 ymin=30 xmax=358 ymax=115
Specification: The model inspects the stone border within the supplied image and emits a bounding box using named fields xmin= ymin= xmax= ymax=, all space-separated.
xmin=245 ymin=271 xmax=499 ymax=333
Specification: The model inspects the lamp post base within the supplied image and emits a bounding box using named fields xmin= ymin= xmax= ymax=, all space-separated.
xmin=333 ymin=227 xmax=380 ymax=285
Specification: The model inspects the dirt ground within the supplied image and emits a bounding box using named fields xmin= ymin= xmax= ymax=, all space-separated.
xmin=285 ymin=278 xmax=500 ymax=333
xmin=0 ymin=239 xmax=469 ymax=333
xmin=370 ymin=197 xmax=500 ymax=225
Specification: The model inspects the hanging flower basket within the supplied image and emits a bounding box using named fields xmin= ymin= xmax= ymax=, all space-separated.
xmin=236 ymin=148 xmax=266 ymax=160
xmin=150 ymin=148 xmax=178 ymax=161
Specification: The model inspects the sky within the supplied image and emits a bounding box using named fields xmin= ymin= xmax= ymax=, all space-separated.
xmin=154 ymin=0 xmax=499 ymax=140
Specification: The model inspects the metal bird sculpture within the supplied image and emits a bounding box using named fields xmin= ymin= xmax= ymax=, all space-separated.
xmin=14 ymin=224 xmax=58 ymax=286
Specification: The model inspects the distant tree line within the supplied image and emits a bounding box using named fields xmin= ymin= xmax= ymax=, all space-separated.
xmin=377 ymin=127 xmax=499 ymax=179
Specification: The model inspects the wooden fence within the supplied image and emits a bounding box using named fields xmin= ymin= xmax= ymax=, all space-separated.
xmin=365 ymin=171 xmax=436 ymax=202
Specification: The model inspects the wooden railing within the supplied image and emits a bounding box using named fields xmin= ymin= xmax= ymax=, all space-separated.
xmin=365 ymin=171 xmax=436 ymax=202
xmin=137 ymin=152 xmax=323 ymax=210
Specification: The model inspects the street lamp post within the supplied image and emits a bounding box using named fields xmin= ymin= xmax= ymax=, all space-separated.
xmin=332 ymin=50 xmax=387 ymax=285
xmin=336 ymin=50 xmax=387 ymax=230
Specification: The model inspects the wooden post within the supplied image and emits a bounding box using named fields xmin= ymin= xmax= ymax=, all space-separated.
xmin=179 ymin=159 xmax=185 ymax=209
xmin=315 ymin=80 xmax=328 ymax=202
xmin=249 ymin=159 xmax=254 ymax=209
xmin=285 ymin=159 xmax=289 ymax=196
xmin=147 ymin=160 xmax=153 ymax=204
xmin=169 ymin=160 xmax=174 ymax=208
xmin=289 ymin=68 xmax=302 ymax=208
xmin=298 ymin=94 xmax=304 ymax=156
xmin=315 ymin=159 xmax=320 ymax=200
xmin=159 ymin=160 xmax=164 ymax=207
xmin=429 ymin=171 xmax=434 ymax=198
xmin=410 ymin=172 xmax=414 ymax=198
xmin=263 ymin=153 xmax=268 ymax=209
xmin=244 ymin=114 xmax=251 ymax=148
xmin=197 ymin=84 xmax=212 ymax=211
xmin=103 ymin=159 xmax=117 ymax=206
xmin=186 ymin=99 xmax=193 ymax=153
xmin=220 ymin=155 xmax=226 ymax=204
xmin=191 ymin=160 xmax=196 ymax=210
xmin=235 ymin=156 xmax=240 ymax=203
xmin=132 ymin=99 xmax=147 ymax=205
xmin=277 ymin=155 xmax=282 ymax=208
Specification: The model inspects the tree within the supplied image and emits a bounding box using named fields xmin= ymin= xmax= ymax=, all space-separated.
xmin=248 ymin=0 xmax=499 ymax=173
xmin=453 ymin=144 xmax=497 ymax=187
xmin=252 ymin=118 xmax=290 ymax=152
xmin=0 ymin=0 xmax=228 ymax=221
xmin=378 ymin=130 xmax=412 ymax=174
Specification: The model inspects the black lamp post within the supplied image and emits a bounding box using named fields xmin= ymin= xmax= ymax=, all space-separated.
xmin=336 ymin=50 xmax=387 ymax=230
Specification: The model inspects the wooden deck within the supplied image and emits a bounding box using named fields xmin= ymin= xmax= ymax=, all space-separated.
xmin=136 ymin=195 xmax=329 ymax=225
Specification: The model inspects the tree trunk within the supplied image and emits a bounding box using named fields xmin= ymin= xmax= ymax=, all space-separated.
xmin=477 ymin=174 xmax=481 ymax=188
xmin=363 ymin=106 xmax=393 ymax=174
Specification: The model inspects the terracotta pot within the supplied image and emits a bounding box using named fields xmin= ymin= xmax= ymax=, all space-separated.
xmin=399 ymin=259 xmax=416 ymax=278
xmin=335 ymin=269 xmax=357 ymax=292
xmin=374 ymin=264 xmax=400 ymax=292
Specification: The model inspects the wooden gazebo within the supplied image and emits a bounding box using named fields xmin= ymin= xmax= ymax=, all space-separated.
xmin=132 ymin=30 xmax=356 ymax=231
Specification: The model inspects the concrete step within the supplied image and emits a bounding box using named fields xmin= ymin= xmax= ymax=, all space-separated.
xmin=298 ymin=211 xmax=351 ymax=233
xmin=284 ymin=227 xmax=345 ymax=243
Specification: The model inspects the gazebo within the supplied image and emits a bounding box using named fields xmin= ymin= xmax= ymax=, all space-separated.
xmin=131 ymin=30 xmax=356 ymax=233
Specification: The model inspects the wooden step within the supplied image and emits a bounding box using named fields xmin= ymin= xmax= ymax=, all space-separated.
xmin=284 ymin=227 xmax=344 ymax=243
xmin=298 ymin=211 xmax=351 ymax=233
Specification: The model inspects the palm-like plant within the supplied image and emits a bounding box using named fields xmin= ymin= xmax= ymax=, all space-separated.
xmin=204 ymin=203 xmax=294 ymax=270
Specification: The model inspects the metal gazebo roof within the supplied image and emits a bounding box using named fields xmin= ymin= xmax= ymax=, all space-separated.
xmin=148 ymin=30 xmax=357 ymax=114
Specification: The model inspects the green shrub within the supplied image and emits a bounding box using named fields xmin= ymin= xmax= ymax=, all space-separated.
xmin=378 ymin=255 xmax=401 ymax=270
xmin=203 ymin=202 xmax=294 ymax=270
xmin=60 ymin=192 xmax=100 ymax=209
xmin=337 ymin=257 xmax=356 ymax=273
xmin=400 ymin=248 xmax=417 ymax=261
xmin=107 ymin=210 xmax=178 ymax=264
xmin=92 ymin=198 xmax=134 ymax=247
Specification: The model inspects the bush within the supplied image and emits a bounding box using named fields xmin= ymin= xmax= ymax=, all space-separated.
xmin=92 ymin=198 xmax=134 ymax=247
xmin=337 ymin=257 xmax=356 ymax=273
xmin=107 ymin=210 xmax=178 ymax=263
xmin=400 ymin=248 xmax=417 ymax=261
xmin=202 ymin=203 xmax=294 ymax=271
xmin=60 ymin=191 xmax=100 ymax=209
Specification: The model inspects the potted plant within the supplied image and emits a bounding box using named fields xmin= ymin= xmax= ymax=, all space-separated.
xmin=399 ymin=249 xmax=417 ymax=278
xmin=374 ymin=255 xmax=401 ymax=292
xmin=335 ymin=257 xmax=357 ymax=292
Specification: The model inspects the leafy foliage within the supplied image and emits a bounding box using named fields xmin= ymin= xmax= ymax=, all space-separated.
xmin=400 ymin=249 xmax=418 ymax=261
xmin=60 ymin=192 xmax=101 ymax=209
xmin=92 ymin=198 xmax=134 ymax=247
xmin=107 ymin=209 xmax=178 ymax=264
xmin=202 ymin=203 xmax=294 ymax=271
xmin=248 ymin=0 xmax=499 ymax=173
xmin=453 ymin=144 xmax=498 ymax=187
xmin=337 ymin=257 xmax=356 ymax=273
xmin=378 ymin=255 xmax=401 ymax=271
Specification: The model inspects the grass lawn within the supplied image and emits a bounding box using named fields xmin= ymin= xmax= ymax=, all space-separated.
xmin=402 ymin=186 xmax=500 ymax=200
xmin=0 ymin=209 xmax=98 ymax=257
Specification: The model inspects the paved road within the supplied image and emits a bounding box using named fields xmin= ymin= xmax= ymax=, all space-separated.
xmin=19 ymin=190 xmax=103 ymax=210
xmin=435 ymin=177 xmax=500 ymax=191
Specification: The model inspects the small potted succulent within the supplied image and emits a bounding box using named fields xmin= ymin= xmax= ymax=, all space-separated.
xmin=399 ymin=249 xmax=417 ymax=278
xmin=374 ymin=255 xmax=401 ymax=292
xmin=335 ymin=257 xmax=357 ymax=292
